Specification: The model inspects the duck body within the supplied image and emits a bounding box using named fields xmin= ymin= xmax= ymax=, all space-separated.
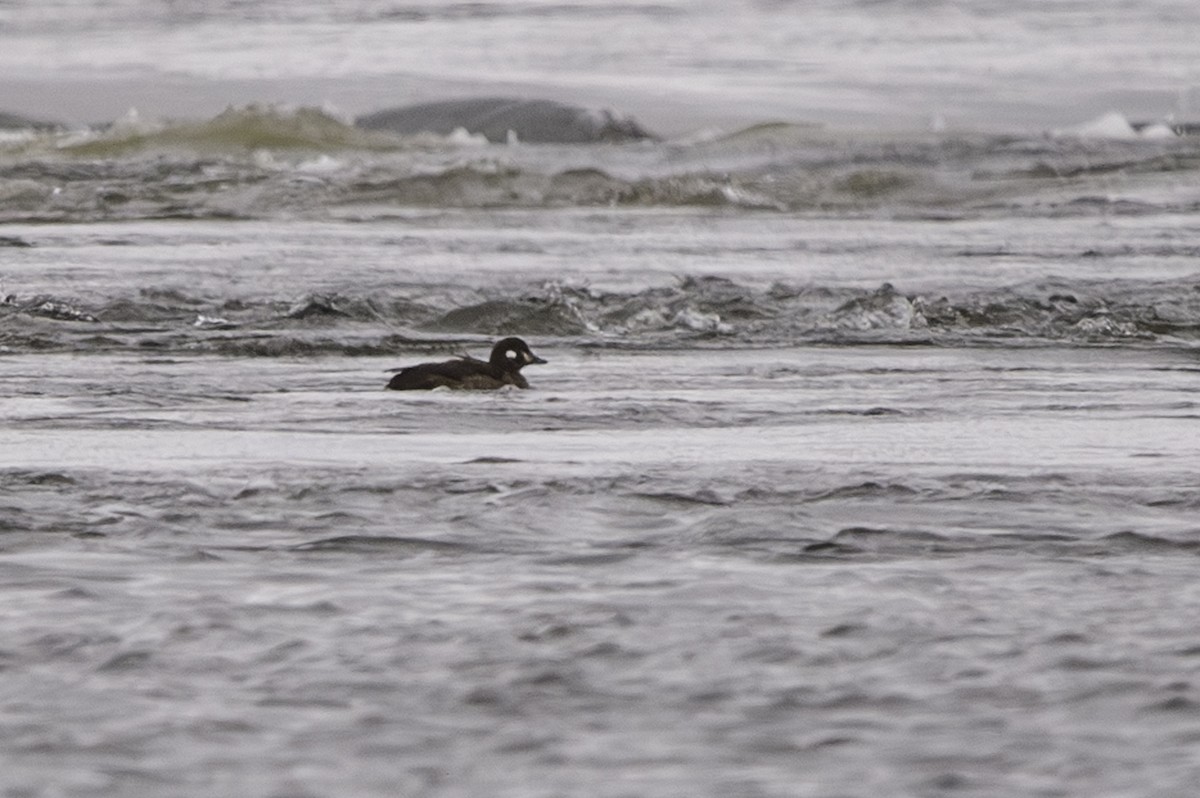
xmin=386 ymin=337 xmax=547 ymax=391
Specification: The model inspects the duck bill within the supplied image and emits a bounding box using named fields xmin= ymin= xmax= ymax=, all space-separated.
xmin=529 ymin=355 xmax=548 ymax=365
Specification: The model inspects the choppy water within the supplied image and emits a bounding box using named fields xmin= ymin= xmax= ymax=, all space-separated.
xmin=5 ymin=210 xmax=1200 ymax=797
xmin=4 ymin=1 xmax=1200 ymax=796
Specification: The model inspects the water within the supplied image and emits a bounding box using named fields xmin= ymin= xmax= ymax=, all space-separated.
xmin=4 ymin=2 xmax=1200 ymax=797
xmin=1 ymin=0 xmax=1199 ymax=131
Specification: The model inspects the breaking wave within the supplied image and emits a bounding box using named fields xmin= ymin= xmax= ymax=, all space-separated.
xmin=2 ymin=106 xmax=1199 ymax=222
xmin=5 ymin=274 xmax=1200 ymax=356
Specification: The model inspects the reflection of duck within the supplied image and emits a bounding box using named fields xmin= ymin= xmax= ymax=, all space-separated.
xmin=385 ymin=337 xmax=548 ymax=391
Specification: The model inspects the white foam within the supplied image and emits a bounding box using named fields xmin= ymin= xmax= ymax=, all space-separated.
xmin=1064 ymin=111 xmax=1139 ymax=139
xmin=446 ymin=127 xmax=488 ymax=146
xmin=1059 ymin=111 xmax=1180 ymax=140
xmin=1138 ymin=122 xmax=1178 ymax=139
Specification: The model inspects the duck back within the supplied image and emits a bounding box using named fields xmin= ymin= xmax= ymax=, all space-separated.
xmin=386 ymin=357 xmax=514 ymax=390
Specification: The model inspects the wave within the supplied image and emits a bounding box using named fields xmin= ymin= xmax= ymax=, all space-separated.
xmin=290 ymin=535 xmax=477 ymax=555
xmin=59 ymin=106 xmax=405 ymax=157
xmin=0 ymin=110 xmax=63 ymax=132
xmin=355 ymin=97 xmax=655 ymax=144
xmin=10 ymin=464 xmax=1193 ymax=563
xmin=5 ymin=275 xmax=1200 ymax=355
xmin=757 ymin=525 xmax=1200 ymax=562
xmin=2 ymin=107 xmax=1198 ymax=221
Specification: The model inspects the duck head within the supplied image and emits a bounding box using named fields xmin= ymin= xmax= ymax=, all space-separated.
xmin=489 ymin=337 xmax=547 ymax=371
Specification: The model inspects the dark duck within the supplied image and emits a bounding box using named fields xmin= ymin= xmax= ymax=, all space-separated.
xmin=385 ymin=337 xmax=548 ymax=391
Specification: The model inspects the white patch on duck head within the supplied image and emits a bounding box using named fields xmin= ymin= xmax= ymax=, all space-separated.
xmin=503 ymin=347 xmax=535 ymax=365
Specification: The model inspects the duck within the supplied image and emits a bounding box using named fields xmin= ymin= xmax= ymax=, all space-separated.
xmin=385 ymin=337 xmax=547 ymax=391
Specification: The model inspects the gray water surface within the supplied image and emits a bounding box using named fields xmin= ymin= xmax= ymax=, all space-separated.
xmin=4 ymin=313 xmax=1200 ymax=795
